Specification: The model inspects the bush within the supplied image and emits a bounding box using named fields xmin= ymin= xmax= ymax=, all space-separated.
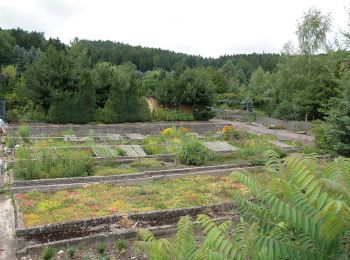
xmin=221 ymin=125 xmax=241 ymax=140
xmin=17 ymin=125 xmax=31 ymax=139
xmin=178 ymin=136 xmax=215 ymax=165
xmin=68 ymin=247 xmax=76 ymax=259
xmin=42 ymin=246 xmax=55 ymax=260
xmin=94 ymin=103 xmax=118 ymax=124
xmin=14 ymin=147 xmax=93 ymax=180
xmin=152 ymin=108 xmax=194 ymax=121
xmin=135 ymin=97 xmax=152 ymax=122
xmin=192 ymin=106 xmax=215 ymax=121
xmin=311 ymin=120 xmax=329 ymax=152
xmin=116 ymin=239 xmax=127 ymax=253
xmin=97 ymin=242 xmax=105 ymax=255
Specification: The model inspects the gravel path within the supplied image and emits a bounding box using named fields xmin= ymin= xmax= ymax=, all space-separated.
xmin=0 ymin=194 xmax=16 ymax=260
xmin=211 ymin=119 xmax=314 ymax=143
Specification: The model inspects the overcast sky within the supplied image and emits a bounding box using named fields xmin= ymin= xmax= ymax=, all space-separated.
xmin=0 ymin=0 xmax=349 ymax=57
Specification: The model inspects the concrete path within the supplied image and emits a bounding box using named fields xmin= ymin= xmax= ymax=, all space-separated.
xmin=211 ymin=119 xmax=314 ymax=143
xmin=0 ymin=194 xmax=16 ymax=260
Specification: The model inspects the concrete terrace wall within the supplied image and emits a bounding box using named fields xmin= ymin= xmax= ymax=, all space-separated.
xmin=214 ymin=108 xmax=312 ymax=132
xmin=16 ymin=202 xmax=236 ymax=245
xmin=255 ymin=116 xmax=311 ymax=132
xmin=7 ymin=121 xmax=227 ymax=136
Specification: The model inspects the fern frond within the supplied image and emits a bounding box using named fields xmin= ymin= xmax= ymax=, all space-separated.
xmin=230 ymin=171 xmax=261 ymax=194
xmin=175 ymin=215 xmax=196 ymax=260
xmin=137 ymin=228 xmax=155 ymax=242
xmin=254 ymin=233 xmax=323 ymax=260
xmin=261 ymin=191 xmax=322 ymax=243
xmin=149 ymin=238 xmax=173 ymax=260
xmin=231 ymin=192 xmax=271 ymax=223
xmin=278 ymin=178 xmax=318 ymax=218
xmin=323 ymin=157 xmax=350 ymax=191
xmin=284 ymin=155 xmax=329 ymax=208
xmin=197 ymin=214 xmax=241 ymax=259
xmin=317 ymin=200 xmax=350 ymax=242
xmin=263 ymin=149 xmax=283 ymax=175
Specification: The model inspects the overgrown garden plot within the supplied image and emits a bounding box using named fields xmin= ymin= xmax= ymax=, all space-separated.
xmin=10 ymin=125 xmax=302 ymax=181
xmin=16 ymin=174 xmax=257 ymax=227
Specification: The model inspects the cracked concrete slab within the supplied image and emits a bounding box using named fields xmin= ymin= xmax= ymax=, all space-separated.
xmin=0 ymin=194 xmax=16 ymax=260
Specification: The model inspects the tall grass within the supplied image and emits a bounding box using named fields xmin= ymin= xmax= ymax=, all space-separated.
xmin=14 ymin=147 xmax=93 ymax=180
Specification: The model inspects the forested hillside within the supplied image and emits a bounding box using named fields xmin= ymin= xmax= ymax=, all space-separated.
xmin=0 ymin=7 xmax=349 ymax=156
xmin=0 ymin=27 xmax=281 ymax=123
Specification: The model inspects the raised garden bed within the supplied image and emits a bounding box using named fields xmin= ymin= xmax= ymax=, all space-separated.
xmin=15 ymin=175 xmax=254 ymax=227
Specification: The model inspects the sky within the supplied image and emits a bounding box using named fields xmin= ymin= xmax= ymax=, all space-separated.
xmin=0 ymin=0 xmax=349 ymax=57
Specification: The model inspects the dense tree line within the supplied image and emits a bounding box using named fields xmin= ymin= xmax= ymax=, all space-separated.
xmin=0 ymin=27 xmax=281 ymax=123
xmin=0 ymin=7 xmax=349 ymax=156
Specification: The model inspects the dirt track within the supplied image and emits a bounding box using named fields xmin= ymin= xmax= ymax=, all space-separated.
xmin=211 ymin=119 xmax=314 ymax=143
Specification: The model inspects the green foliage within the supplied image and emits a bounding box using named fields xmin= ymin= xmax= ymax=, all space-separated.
xmin=136 ymin=154 xmax=350 ymax=259
xmin=273 ymin=100 xmax=298 ymax=120
xmin=135 ymin=215 xmax=195 ymax=260
xmin=97 ymin=242 xmax=106 ymax=255
xmin=115 ymin=239 xmax=127 ymax=253
xmin=17 ymin=125 xmax=31 ymax=139
xmin=240 ymin=96 xmax=254 ymax=111
xmin=152 ymin=108 xmax=194 ymax=121
xmin=297 ymin=7 xmax=332 ymax=55
xmin=156 ymin=68 xmax=215 ymax=119
xmin=192 ymin=106 xmax=215 ymax=121
xmin=93 ymin=100 xmax=118 ymax=124
xmin=1 ymin=23 xmax=349 ymax=125
xmin=42 ymin=246 xmax=55 ymax=260
xmin=178 ymin=136 xmax=215 ymax=165
xmin=322 ymin=82 xmax=350 ymax=156
xmin=311 ymin=120 xmax=329 ymax=152
xmin=14 ymin=147 xmax=93 ymax=180
xmin=228 ymin=153 xmax=350 ymax=259
xmin=0 ymin=30 xmax=15 ymax=66
xmin=68 ymin=247 xmax=76 ymax=259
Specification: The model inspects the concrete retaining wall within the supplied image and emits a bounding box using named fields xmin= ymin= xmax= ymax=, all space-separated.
xmin=11 ymin=164 xmax=262 ymax=193
xmin=7 ymin=122 xmax=227 ymax=136
xmin=214 ymin=108 xmax=312 ymax=132
xmin=17 ymin=216 xmax=231 ymax=258
xmin=256 ymin=115 xmax=311 ymax=132
xmin=13 ymin=163 xmax=252 ymax=187
xmin=16 ymin=202 xmax=236 ymax=247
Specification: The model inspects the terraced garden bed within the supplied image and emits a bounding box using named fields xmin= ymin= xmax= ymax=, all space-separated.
xmin=15 ymin=175 xmax=258 ymax=227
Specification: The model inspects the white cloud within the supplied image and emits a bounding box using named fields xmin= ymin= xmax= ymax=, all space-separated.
xmin=0 ymin=0 xmax=348 ymax=57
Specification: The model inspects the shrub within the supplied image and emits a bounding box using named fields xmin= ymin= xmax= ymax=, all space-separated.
xmin=68 ymin=247 xmax=76 ymax=259
xmin=143 ymin=136 xmax=166 ymax=155
xmin=192 ymin=106 xmax=215 ymax=121
xmin=160 ymin=126 xmax=189 ymax=139
xmin=17 ymin=125 xmax=31 ymax=139
xmin=135 ymin=154 xmax=350 ymax=259
xmin=152 ymin=108 xmax=194 ymax=121
xmin=14 ymin=147 xmax=93 ymax=180
xmin=42 ymin=246 xmax=55 ymax=260
xmin=178 ymin=136 xmax=215 ymax=165
xmin=311 ymin=120 xmax=329 ymax=152
xmin=135 ymin=97 xmax=152 ymax=122
xmin=97 ymin=242 xmax=105 ymax=255
xmin=221 ymin=125 xmax=241 ymax=140
xmin=115 ymin=239 xmax=127 ymax=253
xmin=94 ymin=105 xmax=118 ymax=124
